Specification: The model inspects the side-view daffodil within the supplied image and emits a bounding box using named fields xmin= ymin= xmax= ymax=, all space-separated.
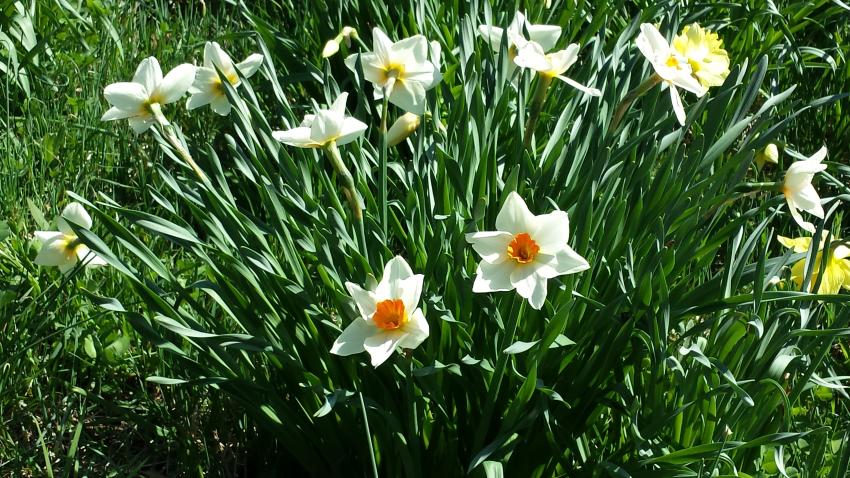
xmin=272 ymin=92 xmax=367 ymax=148
xmin=783 ymin=146 xmax=827 ymax=233
xmin=187 ymin=41 xmax=263 ymax=116
xmin=344 ymin=27 xmax=441 ymax=114
xmin=778 ymin=232 xmax=850 ymax=294
xmin=478 ymin=11 xmax=561 ymax=61
xmin=331 ymin=256 xmax=429 ymax=367
xmin=756 ymin=143 xmax=780 ymax=170
xmin=635 ymin=23 xmax=707 ymax=125
xmin=101 ymin=57 xmax=196 ymax=133
xmin=513 ymin=41 xmax=601 ymax=96
xmin=466 ymin=192 xmax=589 ymax=310
xmin=386 ymin=112 xmax=421 ymax=147
xmin=34 ymin=202 xmax=106 ymax=273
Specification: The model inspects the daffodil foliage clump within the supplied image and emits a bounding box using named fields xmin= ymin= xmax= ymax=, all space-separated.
xmin=39 ymin=0 xmax=850 ymax=475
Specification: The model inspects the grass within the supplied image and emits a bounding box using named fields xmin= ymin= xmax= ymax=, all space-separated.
xmin=2 ymin=0 xmax=850 ymax=476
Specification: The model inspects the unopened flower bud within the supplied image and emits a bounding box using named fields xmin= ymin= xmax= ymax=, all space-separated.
xmin=341 ymin=26 xmax=357 ymax=47
xmin=755 ymin=143 xmax=779 ymax=169
xmin=322 ymin=39 xmax=340 ymax=58
xmin=387 ymin=112 xmax=421 ymax=147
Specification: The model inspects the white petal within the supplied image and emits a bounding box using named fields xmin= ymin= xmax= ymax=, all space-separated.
xmin=495 ymin=191 xmax=536 ymax=235
xmin=310 ymin=109 xmax=344 ymax=144
xmin=807 ymin=146 xmax=827 ymax=164
xmin=155 ymin=64 xmax=197 ymax=104
xmin=371 ymin=27 xmax=394 ymax=64
xmin=204 ymin=41 xmax=234 ymax=73
xmin=210 ymin=95 xmax=232 ymax=116
xmin=34 ymin=233 xmax=74 ymax=268
xmin=300 ymin=114 xmax=316 ymax=128
xmin=187 ymin=91 xmax=215 ymax=110
xmin=375 ymin=256 xmax=415 ymax=300
xmin=793 ymin=184 xmax=824 ymax=218
xmin=527 ymin=24 xmax=562 ymax=52
xmin=787 ymin=198 xmax=816 ymax=234
xmin=272 ymin=127 xmax=316 ymax=148
xmin=58 ymin=202 xmax=92 ymax=234
xmin=336 ymin=117 xmax=368 ymax=146
xmin=345 ymin=52 xmax=388 ymax=86
xmin=530 ymin=211 xmax=569 ymax=254
xmin=345 ymin=281 xmax=378 ymax=318
xmin=100 ymin=106 xmax=138 ymax=121
xmin=785 ymin=161 xmax=827 ymax=190
xmin=534 ymin=247 xmax=589 ymax=279
xmin=397 ymin=274 xmax=424 ymax=314
xmin=472 ymin=260 xmax=515 ymax=293
xmin=103 ymin=82 xmax=148 ymax=111
xmin=392 ymin=35 xmax=429 ymax=64
xmin=330 ymin=318 xmax=375 ymax=356
xmin=510 ymin=264 xmax=547 ymax=310
xmin=668 ymin=69 xmax=707 ymax=96
xmin=478 ymin=25 xmax=505 ymax=50
xmin=636 ymin=24 xmax=670 ymax=62
xmin=389 ymin=80 xmax=427 ymax=114
xmin=364 ymin=331 xmax=405 ymax=367
xmin=397 ymin=308 xmax=429 ymax=349
xmin=513 ymin=42 xmax=550 ymax=72
xmin=76 ymin=245 xmax=106 ymax=267
xmin=132 ymin=57 xmax=163 ymax=94
xmin=547 ymin=44 xmax=579 ymax=75
xmin=670 ymin=85 xmax=686 ymax=126
xmin=330 ymin=92 xmax=349 ymax=116
xmin=465 ymin=231 xmax=513 ymax=263
xmin=556 ymin=75 xmax=601 ymax=96
xmin=128 ymin=116 xmax=155 ymax=134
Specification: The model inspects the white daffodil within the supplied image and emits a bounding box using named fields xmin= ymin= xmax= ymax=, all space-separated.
xmin=635 ymin=23 xmax=707 ymax=125
xmin=783 ymin=146 xmax=827 ymax=233
xmin=101 ymin=56 xmax=196 ymax=133
xmin=272 ymin=92 xmax=367 ymax=148
xmin=466 ymin=192 xmax=589 ymax=310
xmin=344 ymin=27 xmax=440 ymax=114
xmin=186 ymin=41 xmax=263 ymax=116
xmin=478 ymin=11 xmax=561 ymax=58
xmin=34 ymin=202 xmax=106 ymax=273
xmin=513 ymin=42 xmax=601 ymax=96
xmin=331 ymin=256 xmax=429 ymax=367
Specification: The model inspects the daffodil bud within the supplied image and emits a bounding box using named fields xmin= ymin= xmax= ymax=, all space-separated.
xmin=755 ymin=143 xmax=779 ymax=169
xmin=387 ymin=112 xmax=421 ymax=147
xmin=322 ymin=39 xmax=340 ymax=58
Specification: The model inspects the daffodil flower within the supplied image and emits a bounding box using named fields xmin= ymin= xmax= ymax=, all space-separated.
xmin=331 ymin=256 xmax=429 ymax=367
xmin=34 ymin=202 xmax=106 ymax=273
xmin=671 ymin=24 xmax=730 ymax=89
xmin=783 ymin=146 xmax=827 ymax=234
xmin=187 ymin=42 xmax=263 ymax=116
xmin=344 ymin=27 xmax=440 ymax=114
xmin=778 ymin=231 xmax=850 ymax=294
xmin=478 ymin=11 xmax=561 ymax=61
xmin=101 ymin=57 xmax=196 ymax=133
xmin=513 ymin=41 xmax=601 ymax=96
xmin=272 ymin=92 xmax=367 ymax=148
xmin=635 ymin=23 xmax=707 ymax=125
xmin=466 ymin=192 xmax=589 ymax=310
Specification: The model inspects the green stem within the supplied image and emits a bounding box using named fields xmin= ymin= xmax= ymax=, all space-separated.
xmin=522 ymin=74 xmax=554 ymax=149
xmin=325 ymin=142 xmax=366 ymax=254
xmin=379 ymin=92 xmax=390 ymax=240
xmin=359 ymin=392 xmax=379 ymax=478
xmin=733 ymin=181 xmax=781 ymax=194
xmin=608 ymin=73 xmax=662 ymax=135
xmin=149 ymin=102 xmax=206 ymax=180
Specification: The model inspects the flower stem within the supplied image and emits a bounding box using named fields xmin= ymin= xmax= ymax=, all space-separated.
xmin=325 ymin=142 xmax=367 ymax=255
xmin=608 ymin=73 xmax=662 ymax=135
xmin=733 ymin=181 xmax=782 ymax=194
xmin=149 ymin=103 xmax=206 ymax=181
xmin=523 ymin=74 xmax=554 ymax=149
xmin=379 ymin=92 xmax=390 ymax=240
xmin=359 ymin=392 xmax=379 ymax=478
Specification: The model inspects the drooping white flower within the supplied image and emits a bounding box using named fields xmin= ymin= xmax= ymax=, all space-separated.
xmin=344 ymin=27 xmax=441 ymax=114
xmin=272 ymin=92 xmax=367 ymax=148
xmin=635 ymin=23 xmax=707 ymax=125
xmin=331 ymin=256 xmax=429 ymax=367
xmin=478 ymin=11 xmax=561 ymax=56
xmin=783 ymin=146 xmax=827 ymax=233
xmin=513 ymin=42 xmax=601 ymax=96
xmin=101 ymin=57 xmax=196 ymax=133
xmin=34 ymin=202 xmax=106 ymax=273
xmin=186 ymin=42 xmax=263 ymax=116
xmin=466 ymin=192 xmax=589 ymax=310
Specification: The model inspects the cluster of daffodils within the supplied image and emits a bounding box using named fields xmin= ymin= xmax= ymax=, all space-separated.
xmin=33 ymin=13 xmax=844 ymax=374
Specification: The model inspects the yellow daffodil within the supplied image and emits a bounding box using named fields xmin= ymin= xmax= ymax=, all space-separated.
xmin=187 ymin=42 xmax=263 ymax=116
xmin=756 ymin=143 xmax=780 ymax=169
xmin=671 ymin=24 xmax=730 ymax=89
xmin=513 ymin=41 xmax=601 ymax=96
xmin=466 ymin=192 xmax=589 ymax=309
xmin=783 ymin=146 xmax=827 ymax=233
xmin=344 ymin=27 xmax=441 ymax=114
xmin=386 ymin=112 xmax=421 ymax=147
xmin=34 ymin=202 xmax=106 ymax=273
xmin=101 ymin=57 xmax=196 ymax=133
xmin=331 ymin=256 xmax=429 ymax=367
xmin=778 ymin=232 xmax=850 ymax=294
xmin=272 ymin=92 xmax=367 ymax=148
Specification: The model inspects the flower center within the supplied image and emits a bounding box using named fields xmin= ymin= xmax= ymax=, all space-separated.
xmin=507 ymin=233 xmax=540 ymax=264
xmin=372 ymin=299 xmax=407 ymax=330
xmin=385 ymin=63 xmax=405 ymax=81
xmin=63 ymin=236 xmax=82 ymax=261
xmin=665 ymin=55 xmax=682 ymax=68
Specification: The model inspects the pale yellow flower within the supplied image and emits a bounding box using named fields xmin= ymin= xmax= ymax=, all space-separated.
xmin=778 ymin=232 xmax=850 ymax=294
xmin=671 ymin=24 xmax=730 ymax=89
